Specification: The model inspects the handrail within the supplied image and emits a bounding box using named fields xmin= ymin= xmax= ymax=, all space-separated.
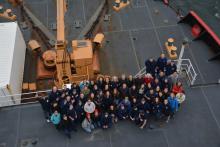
xmin=0 ymin=89 xmax=51 ymax=98
xmin=134 ymin=59 xmax=198 ymax=85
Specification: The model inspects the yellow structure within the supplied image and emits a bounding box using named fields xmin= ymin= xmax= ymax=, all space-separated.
xmin=93 ymin=33 xmax=105 ymax=48
xmin=28 ymin=40 xmax=40 ymax=51
xmin=113 ymin=0 xmax=130 ymax=12
xmin=165 ymin=38 xmax=177 ymax=59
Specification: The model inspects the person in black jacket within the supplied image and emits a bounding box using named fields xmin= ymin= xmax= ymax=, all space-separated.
xmin=67 ymin=104 xmax=77 ymax=132
xmin=39 ymin=96 xmax=51 ymax=122
xmin=70 ymin=83 xmax=80 ymax=95
xmin=119 ymin=83 xmax=129 ymax=98
xmin=119 ymin=74 xmax=128 ymax=87
xmin=156 ymin=54 xmax=167 ymax=73
xmin=102 ymin=91 xmax=114 ymax=111
xmin=129 ymin=85 xmax=138 ymax=98
xmin=162 ymin=99 xmax=171 ymax=123
xmin=152 ymin=97 xmax=162 ymax=120
xmin=166 ymin=60 xmax=177 ymax=76
xmin=49 ymin=86 xmax=60 ymax=104
xmin=145 ymin=58 xmax=157 ymax=76
xmin=117 ymin=104 xmax=129 ymax=120
xmin=127 ymin=75 xmax=134 ymax=88
xmin=60 ymin=115 xmax=72 ymax=139
xmin=130 ymin=106 xmax=139 ymax=122
xmin=91 ymin=109 xmax=101 ymax=128
xmin=136 ymin=110 xmax=149 ymax=129
xmin=100 ymin=112 xmax=112 ymax=129
xmin=108 ymin=105 xmax=118 ymax=123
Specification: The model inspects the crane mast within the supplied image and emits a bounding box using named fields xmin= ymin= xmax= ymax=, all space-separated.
xmin=55 ymin=0 xmax=72 ymax=87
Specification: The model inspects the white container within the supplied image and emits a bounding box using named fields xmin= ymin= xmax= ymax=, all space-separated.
xmin=0 ymin=22 xmax=26 ymax=107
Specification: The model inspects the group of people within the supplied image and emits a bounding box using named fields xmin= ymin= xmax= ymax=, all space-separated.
xmin=39 ymin=54 xmax=186 ymax=138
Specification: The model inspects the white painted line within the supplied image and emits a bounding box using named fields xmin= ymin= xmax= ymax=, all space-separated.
xmin=103 ymin=24 xmax=178 ymax=34
xmin=129 ymin=31 xmax=141 ymax=70
xmin=162 ymin=130 xmax=171 ymax=147
xmin=82 ymin=0 xmax=87 ymax=24
xmin=201 ymin=88 xmax=220 ymax=131
xmin=144 ymin=0 xmax=164 ymax=53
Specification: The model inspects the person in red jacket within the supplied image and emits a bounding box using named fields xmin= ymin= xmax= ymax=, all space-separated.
xmin=143 ymin=73 xmax=153 ymax=85
xmin=172 ymin=82 xmax=184 ymax=95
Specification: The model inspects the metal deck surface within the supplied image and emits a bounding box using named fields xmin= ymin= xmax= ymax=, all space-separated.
xmin=1 ymin=85 xmax=220 ymax=147
xmin=0 ymin=0 xmax=220 ymax=146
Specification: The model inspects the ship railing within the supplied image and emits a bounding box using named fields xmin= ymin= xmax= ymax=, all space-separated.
xmin=0 ymin=89 xmax=51 ymax=107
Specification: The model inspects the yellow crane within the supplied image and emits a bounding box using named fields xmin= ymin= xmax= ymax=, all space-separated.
xmin=43 ymin=0 xmax=97 ymax=88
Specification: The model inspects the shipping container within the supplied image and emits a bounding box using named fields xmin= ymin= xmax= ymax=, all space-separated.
xmin=0 ymin=22 xmax=26 ymax=107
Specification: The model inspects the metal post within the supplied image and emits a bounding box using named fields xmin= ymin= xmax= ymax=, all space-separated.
xmin=177 ymin=38 xmax=190 ymax=72
xmin=176 ymin=43 xmax=186 ymax=72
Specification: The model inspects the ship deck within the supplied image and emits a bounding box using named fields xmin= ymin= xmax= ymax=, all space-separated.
xmin=1 ymin=85 xmax=220 ymax=147
xmin=0 ymin=0 xmax=220 ymax=146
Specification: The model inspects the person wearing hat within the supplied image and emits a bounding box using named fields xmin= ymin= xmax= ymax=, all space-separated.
xmin=100 ymin=112 xmax=112 ymax=129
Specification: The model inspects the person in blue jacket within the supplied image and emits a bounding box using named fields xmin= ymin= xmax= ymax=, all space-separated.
xmin=168 ymin=93 xmax=179 ymax=118
xmin=50 ymin=110 xmax=61 ymax=129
